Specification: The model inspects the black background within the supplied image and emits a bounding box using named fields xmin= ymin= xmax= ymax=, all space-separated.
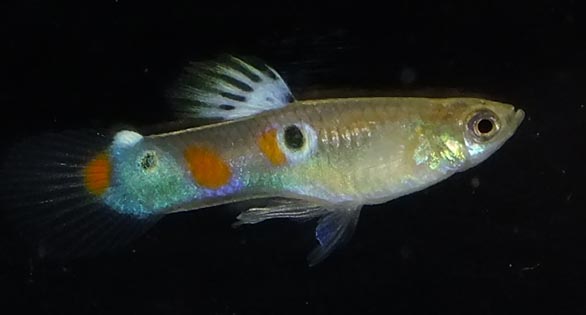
xmin=1 ymin=1 xmax=585 ymax=314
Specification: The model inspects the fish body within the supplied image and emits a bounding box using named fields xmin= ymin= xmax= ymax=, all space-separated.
xmin=1 ymin=56 xmax=525 ymax=265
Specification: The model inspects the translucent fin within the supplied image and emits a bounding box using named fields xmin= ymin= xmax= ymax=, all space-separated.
xmin=0 ymin=130 xmax=162 ymax=260
xmin=234 ymin=199 xmax=327 ymax=227
xmin=308 ymin=205 xmax=362 ymax=266
xmin=234 ymin=199 xmax=362 ymax=266
xmin=168 ymin=55 xmax=295 ymax=120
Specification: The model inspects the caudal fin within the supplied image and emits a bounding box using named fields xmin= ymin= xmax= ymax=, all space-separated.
xmin=1 ymin=130 xmax=161 ymax=260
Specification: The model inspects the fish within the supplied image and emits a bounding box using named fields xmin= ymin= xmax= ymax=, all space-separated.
xmin=1 ymin=55 xmax=525 ymax=265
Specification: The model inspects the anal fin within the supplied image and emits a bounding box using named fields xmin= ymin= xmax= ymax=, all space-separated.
xmin=234 ymin=199 xmax=362 ymax=266
xmin=308 ymin=205 xmax=362 ymax=266
xmin=234 ymin=199 xmax=327 ymax=226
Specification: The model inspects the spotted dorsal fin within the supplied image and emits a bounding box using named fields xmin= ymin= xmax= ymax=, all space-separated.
xmin=168 ymin=55 xmax=295 ymax=120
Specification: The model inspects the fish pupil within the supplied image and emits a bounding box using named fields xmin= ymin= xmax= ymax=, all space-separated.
xmin=477 ymin=119 xmax=494 ymax=134
xmin=284 ymin=125 xmax=304 ymax=150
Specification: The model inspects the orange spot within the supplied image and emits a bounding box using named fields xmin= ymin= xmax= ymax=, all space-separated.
xmin=257 ymin=128 xmax=286 ymax=166
xmin=184 ymin=146 xmax=232 ymax=189
xmin=83 ymin=152 xmax=111 ymax=196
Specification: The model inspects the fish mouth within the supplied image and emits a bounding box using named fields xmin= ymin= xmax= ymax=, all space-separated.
xmin=512 ymin=108 xmax=526 ymax=128
xmin=503 ymin=107 xmax=525 ymax=138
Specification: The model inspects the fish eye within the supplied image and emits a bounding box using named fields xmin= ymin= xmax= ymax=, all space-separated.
xmin=284 ymin=125 xmax=305 ymax=150
xmin=277 ymin=122 xmax=318 ymax=164
xmin=138 ymin=150 xmax=158 ymax=172
xmin=467 ymin=110 xmax=500 ymax=141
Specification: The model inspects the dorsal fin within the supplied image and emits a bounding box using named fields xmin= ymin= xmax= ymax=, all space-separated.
xmin=168 ymin=55 xmax=295 ymax=120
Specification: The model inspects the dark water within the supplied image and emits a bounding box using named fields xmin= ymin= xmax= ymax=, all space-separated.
xmin=1 ymin=1 xmax=584 ymax=314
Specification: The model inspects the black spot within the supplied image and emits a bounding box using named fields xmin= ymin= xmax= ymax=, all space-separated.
xmin=219 ymin=104 xmax=235 ymax=110
xmin=220 ymin=92 xmax=246 ymax=102
xmin=140 ymin=151 xmax=158 ymax=171
xmin=477 ymin=119 xmax=494 ymax=134
xmin=225 ymin=58 xmax=262 ymax=82
xmin=216 ymin=74 xmax=254 ymax=92
xmin=284 ymin=125 xmax=304 ymax=150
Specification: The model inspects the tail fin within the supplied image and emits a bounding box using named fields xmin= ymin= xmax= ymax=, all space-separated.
xmin=1 ymin=130 xmax=161 ymax=260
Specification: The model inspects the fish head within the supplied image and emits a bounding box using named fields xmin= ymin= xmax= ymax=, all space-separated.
xmin=410 ymin=98 xmax=524 ymax=174
xmin=454 ymin=98 xmax=525 ymax=170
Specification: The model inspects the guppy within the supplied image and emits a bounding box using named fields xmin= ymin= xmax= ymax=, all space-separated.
xmin=2 ymin=56 xmax=525 ymax=265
